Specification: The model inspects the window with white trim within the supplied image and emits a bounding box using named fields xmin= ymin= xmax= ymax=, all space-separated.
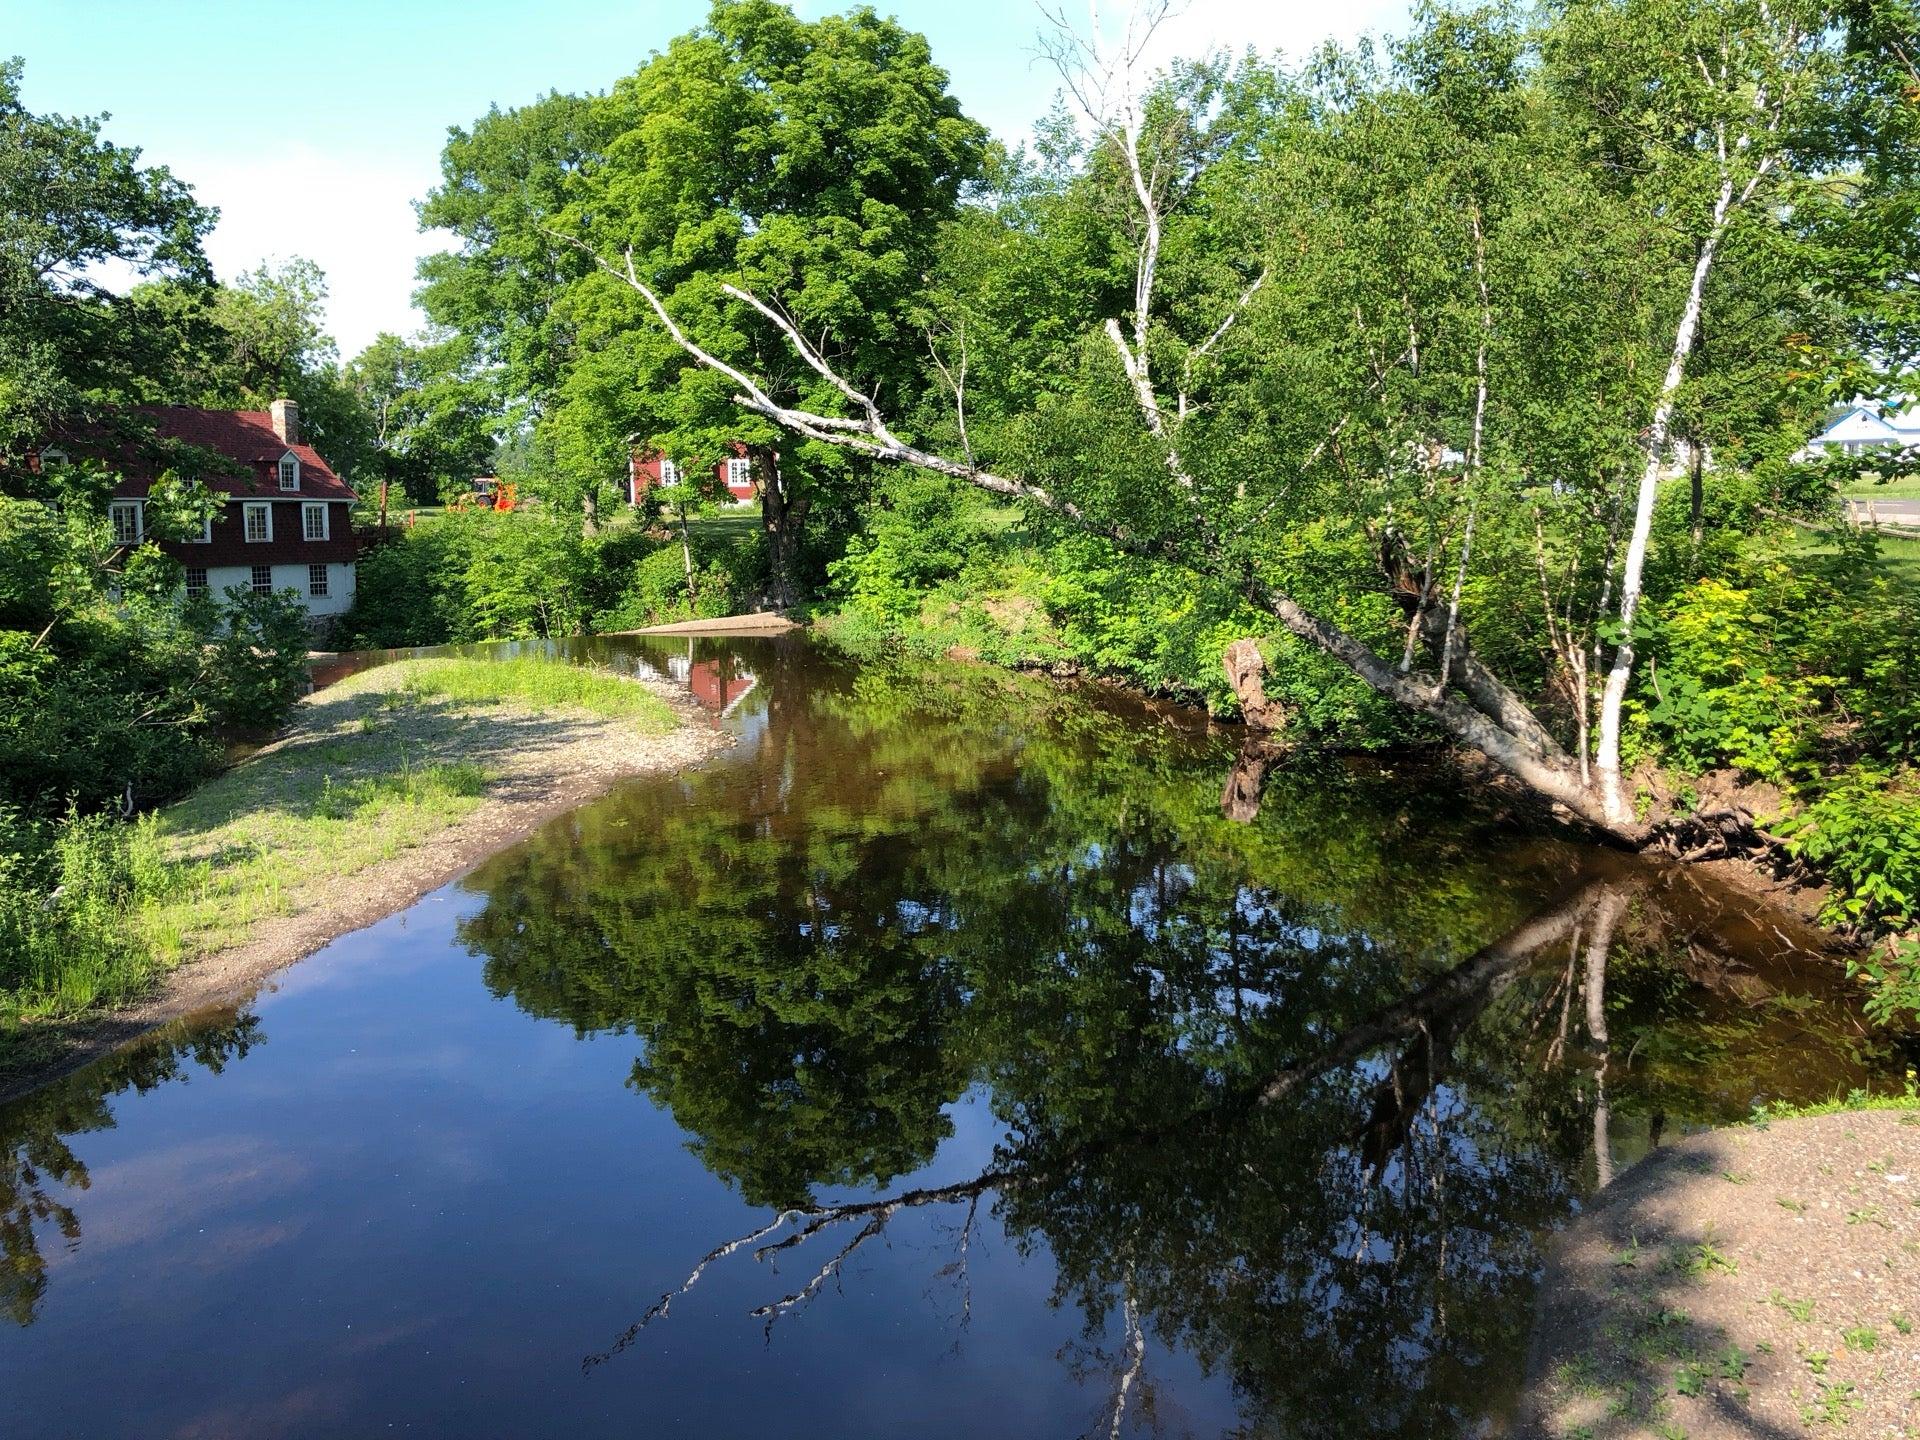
xmin=278 ymin=453 xmax=300 ymax=491
xmin=108 ymin=500 xmax=142 ymax=546
xmin=302 ymin=502 xmax=329 ymax=541
xmin=725 ymin=457 xmax=752 ymax=490
xmin=308 ymin=563 xmax=330 ymax=597
xmin=249 ymin=564 xmax=272 ymax=595
xmin=243 ymin=502 xmax=272 ymax=542
xmin=659 ymin=458 xmax=680 ymax=485
xmin=184 ymin=566 xmax=209 ymax=599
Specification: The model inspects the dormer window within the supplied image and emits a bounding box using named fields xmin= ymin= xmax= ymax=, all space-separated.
xmin=278 ymin=452 xmax=301 ymax=491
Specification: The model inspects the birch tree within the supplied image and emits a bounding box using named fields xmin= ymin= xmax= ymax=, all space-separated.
xmin=560 ymin=0 xmax=1883 ymax=846
xmin=1557 ymin=0 xmax=1833 ymax=824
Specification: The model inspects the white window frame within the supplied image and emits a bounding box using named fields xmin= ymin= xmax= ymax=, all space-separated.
xmin=184 ymin=566 xmax=210 ymax=599
xmin=659 ymin=457 xmax=680 ymax=486
xmin=38 ymin=446 xmax=68 ymax=470
xmin=302 ymin=502 xmax=329 ymax=541
xmin=278 ymin=452 xmax=301 ymax=492
xmin=189 ymin=508 xmax=213 ymax=543
xmin=108 ymin=500 xmax=143 ymax=546
xmin=249 ymin=564 xmax=273 ymax=596
xmin=307 ymin=563 xmax=330 ymax=597
xmin=725 ymin=457 xmax=752 ymax=490
xmin=243 ymin=502 xmax=273 ymax=543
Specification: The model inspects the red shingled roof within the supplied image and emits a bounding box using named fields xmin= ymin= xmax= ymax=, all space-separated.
xmin=105 ymin=407 xmax=357 ymax=502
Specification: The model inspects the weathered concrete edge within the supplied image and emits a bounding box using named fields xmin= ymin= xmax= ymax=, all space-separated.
xmin=607 ymin=611 xmax=801 ymax=636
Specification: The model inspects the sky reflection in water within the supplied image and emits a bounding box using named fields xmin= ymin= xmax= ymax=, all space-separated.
xmin=1 ymin=635 xmax=1903 ymax=1438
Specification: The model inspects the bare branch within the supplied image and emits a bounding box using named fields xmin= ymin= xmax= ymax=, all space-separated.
xmin=1179 ymin=268 xmax=1268 ymax=422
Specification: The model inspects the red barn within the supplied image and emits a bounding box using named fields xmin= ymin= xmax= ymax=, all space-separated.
xmin=629 ymin=442 xmax=757 ymax=506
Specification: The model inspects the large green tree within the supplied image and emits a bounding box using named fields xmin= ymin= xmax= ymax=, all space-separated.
xmin=586 ymin=0 xmax=1914 ymax=843
xmin=0 ymin=57 xmax=213 ymax=458
xmin=345 ymin=329 xmax=496 ymax=505
xmin=123 ymin=259 xmax=376 ymax=482
xmin=417 ymin=0 xmax=989 ymax=601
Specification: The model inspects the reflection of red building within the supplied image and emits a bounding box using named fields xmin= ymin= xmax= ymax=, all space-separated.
xmin=687 ymin=659 xmax=757 ymax=717
xmin=629 ymin=442 xmax=756 ymax=505
xmin=661 ymin=648 xmax=758 ymax=718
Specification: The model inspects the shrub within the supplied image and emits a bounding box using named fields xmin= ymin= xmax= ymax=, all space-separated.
xmin=1637 ymin=576 xmax=1830 ymax=783
xmin=0 ymin=810 xmax=171 ymax=1028
xmin=1776 ymin=768 xmax=1920 ymax=1024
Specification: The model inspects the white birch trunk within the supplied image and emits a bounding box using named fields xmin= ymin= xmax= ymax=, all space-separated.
xmin=1592 ymin=179 xmax=1732 ymax=824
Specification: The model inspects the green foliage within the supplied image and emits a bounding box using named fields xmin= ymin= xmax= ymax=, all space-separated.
xmin=203 ymin=586 xmax=314 ymax=729
xmin=344 ymin=329 xmax=496 ymax=505
xmin=0 ymin=57 xmax=214 ymax=455
xmin=1775 ymin=769 xmax=1920 ymax=1023
xmin=0 ymin=810 xmax=172 ymax=1029
xmin=343 ymin=508 xmax=762 ymax=648
xmin=122 ymin=260 xmax=376 ymax=483
xmin=1638 ymin=576 xmax=1830 ymax=784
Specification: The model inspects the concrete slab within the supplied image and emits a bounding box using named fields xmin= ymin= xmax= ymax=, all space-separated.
xmin=607 ymin=612 xmax=801 ymax=637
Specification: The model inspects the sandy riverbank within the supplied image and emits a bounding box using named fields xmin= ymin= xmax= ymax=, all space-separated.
xmin=0 ymin=658 xmax=732 ymax=1104
xmin=1519 ymin=1106 xmax=1920 ymax=1438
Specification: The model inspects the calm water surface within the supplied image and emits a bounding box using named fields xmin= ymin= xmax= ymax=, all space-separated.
xmin=2 ymin=635 xmax=1906 ymax=1438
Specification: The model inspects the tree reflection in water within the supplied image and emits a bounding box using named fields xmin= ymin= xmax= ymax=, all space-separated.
xmin=454 ymin=641 xmax=1893 ymax=1435
xmin=0 ymin=1012 xmax=261 ymax=1326
xmin=0 ymin=639 xmax=1897 ymax=1437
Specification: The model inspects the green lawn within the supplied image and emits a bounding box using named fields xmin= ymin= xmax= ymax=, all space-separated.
xmin=1837 ymin=473 xmax=1920 ymax=501
xmin=688 ymin=510 xmax=761 ymax=547
xmin=1 ymin=656 xmax=677 ymax=1070
xmin=1789 ymin=530 xmax=1920 ymax=584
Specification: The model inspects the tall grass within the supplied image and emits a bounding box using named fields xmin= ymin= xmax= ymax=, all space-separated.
xmin=2 ymin=654 xmax=683 ymax=1069
xmin=0 ymin=814 xmax=170 ymax=1031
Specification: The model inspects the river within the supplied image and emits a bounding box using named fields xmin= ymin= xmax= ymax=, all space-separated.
xmin=1 ymin=633 xmax=1905 ymax=1437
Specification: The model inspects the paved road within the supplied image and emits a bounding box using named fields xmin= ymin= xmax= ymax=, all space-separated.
xmin=1844 ymin=496 xmax=1920 ymax=527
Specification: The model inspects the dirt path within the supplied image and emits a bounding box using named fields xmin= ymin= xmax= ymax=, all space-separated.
xmin=0 ymin=664 xmax=732 ymax=1105
xmin=1519 ymin=1107 xmax=1920 ymax=1439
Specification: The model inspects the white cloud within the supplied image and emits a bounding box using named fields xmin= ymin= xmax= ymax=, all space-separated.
xmin=163 ymin=2 xmax=1408 ymax=358
xmin=181 ymin=142 xmax=447 ymax=361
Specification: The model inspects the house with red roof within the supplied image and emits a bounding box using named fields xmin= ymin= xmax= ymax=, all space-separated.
xmin=61 ymin=399 xmax=359 ymax=622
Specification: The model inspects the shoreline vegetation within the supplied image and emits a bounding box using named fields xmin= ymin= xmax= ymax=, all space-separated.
xmin=0 ymin=656 xmax=726 ymax=1102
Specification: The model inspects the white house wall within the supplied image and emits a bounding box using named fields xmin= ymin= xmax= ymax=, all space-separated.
xmin=194 ymin=563 xmax=357 ymax=618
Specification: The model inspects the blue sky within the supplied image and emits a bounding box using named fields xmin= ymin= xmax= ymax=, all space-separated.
xmin=10 ymin=0 xmax=1406 ymax=356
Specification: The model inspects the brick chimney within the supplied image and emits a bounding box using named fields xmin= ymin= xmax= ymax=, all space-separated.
xmin=269 ymin=398 xmax=300 ymax=445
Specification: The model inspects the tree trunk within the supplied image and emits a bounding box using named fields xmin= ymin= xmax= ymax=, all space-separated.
xmin=1594 ymin=180 xmax=1734 ymax=825
xmin=755 ymin=446 xmax=805 ymax=610
xmin=1222 ymin=639 xmax=1287 ymax=731
xmin=582 ymin=489 xmax=598 ymax=538
xmin=676 ymin=497 xmax=699 ymax=608
xmin=1688 ymin=443 xmax=1706 ymax=559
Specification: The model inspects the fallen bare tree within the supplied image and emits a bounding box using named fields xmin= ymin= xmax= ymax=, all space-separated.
xmin=556 ymin=0 xmax=1829 ymax=850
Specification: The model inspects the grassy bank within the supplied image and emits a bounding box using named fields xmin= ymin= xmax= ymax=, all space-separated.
xmin=0 ymin=656 xmax=679 ymax=1075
